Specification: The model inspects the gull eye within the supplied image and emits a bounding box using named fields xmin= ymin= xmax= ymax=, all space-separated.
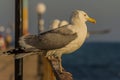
xmin=84 ymin=14 xmax=87 ymax=16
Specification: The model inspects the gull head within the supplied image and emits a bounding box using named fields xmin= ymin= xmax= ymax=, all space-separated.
xmin=71 ymin=10 xmax=96 ymax=24
xmin=50 ymin=19 xmax=60 ymax=29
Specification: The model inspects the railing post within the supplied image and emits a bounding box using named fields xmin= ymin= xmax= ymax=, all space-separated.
xmin=15 ymin=0 xmax=23 ymax=80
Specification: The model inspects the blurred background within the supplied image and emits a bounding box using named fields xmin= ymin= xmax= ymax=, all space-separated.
xmin=0 ymin=0 xmax=120 ymax=80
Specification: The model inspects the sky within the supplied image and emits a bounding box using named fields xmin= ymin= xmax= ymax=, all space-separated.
xmin=0 ymin=0 xmax=120 ymax=42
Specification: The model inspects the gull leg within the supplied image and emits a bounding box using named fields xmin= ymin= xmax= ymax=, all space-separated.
xmin=54 ymin=53 xmax=63 ymax=73
xmin=58 ymin=56 xmax=63 ymax=73
xmin=46 ymin=51 xmax=56 ymax=60
xmin=46 ymin=51 xmax=63 ymax=72
xmin=46 ymin=51 xmax=53 ymax=60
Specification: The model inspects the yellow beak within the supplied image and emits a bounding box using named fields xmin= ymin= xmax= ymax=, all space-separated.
xmin=87 ymin=17 xmax=96 ymax=23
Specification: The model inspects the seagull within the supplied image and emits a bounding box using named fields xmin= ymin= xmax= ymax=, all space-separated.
xmin=50 ymin=19 xmax=69 ymax=29
xmin=19 ymin=10 xmax=96 ymax=72
xmin=50 ymin=19 xmax=60 ymax=29
xmin=59 ymin=20 xmax=69 ymax=27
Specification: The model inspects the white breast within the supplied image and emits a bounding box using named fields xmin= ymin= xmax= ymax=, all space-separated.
xmin=57 ymin=24 xmax=87 ymax=54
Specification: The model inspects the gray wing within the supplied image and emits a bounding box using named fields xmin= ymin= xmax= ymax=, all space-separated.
xmin=24 ymin=26 xmax=77 ymax=50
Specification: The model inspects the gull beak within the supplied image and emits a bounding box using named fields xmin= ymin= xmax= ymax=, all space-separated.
xmin=87 ymin=17 xmax=96 ymax=23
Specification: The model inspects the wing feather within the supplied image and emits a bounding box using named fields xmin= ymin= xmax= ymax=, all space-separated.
xmin=21 ymin=26 xmax=77 ymax=50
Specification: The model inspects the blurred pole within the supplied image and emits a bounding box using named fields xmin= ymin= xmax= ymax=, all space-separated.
xmin=36 ymin=3 xmax=56 ymax=80
xmin=23 ymin=0 xmax=29 ymax=35
xmin=36 ymin=3 xmax=46 ymax=33
xmin=5 ymin=28 xmax=12 ymax=49
xmin=36 ymin=3 xmax=46 ymax=80
xmin=38 ymin=17 xmax=44 ymax=33
xmin=15 ymin=0 xmax=23 ymax=80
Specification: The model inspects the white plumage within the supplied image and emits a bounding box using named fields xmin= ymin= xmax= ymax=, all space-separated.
xmin=59 ymin=20 xmax=69 ymax=27
xmin=50 ymin=19 xmax=60 ymax=29
xmin=50 ymin=19 xmax=69 ymax=29
xmin=19 ymin=10 xmax=96 ymax=72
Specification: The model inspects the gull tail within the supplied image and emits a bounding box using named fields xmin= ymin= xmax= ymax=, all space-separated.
xmin=15 ymin=48 xmax=43 ymax=59
xmin=19 ymin=35 xmax=34 ymax=49
xmin=18 ymin=35 xmax=43 ymax=59
xmin=15 ymin=52 xmax=35 ymax=59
